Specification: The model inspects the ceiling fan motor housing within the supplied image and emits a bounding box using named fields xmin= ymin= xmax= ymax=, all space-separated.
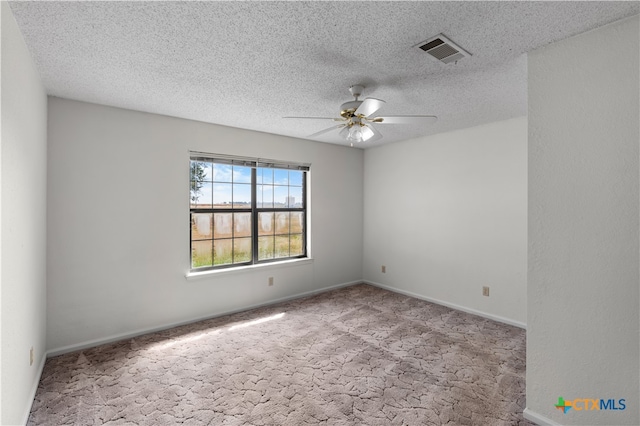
xmin=340 ymin=100 xmax=363 ymax=118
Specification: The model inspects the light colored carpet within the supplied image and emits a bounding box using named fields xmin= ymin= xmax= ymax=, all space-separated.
xmin=28 ymin=284 xmax=533 ymax=425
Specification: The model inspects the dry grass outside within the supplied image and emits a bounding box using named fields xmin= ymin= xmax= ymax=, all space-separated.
xmin=192 ymin=234 xmax=303 ymax=268
xmin=191 ymin=210 xmax=304 ymax=268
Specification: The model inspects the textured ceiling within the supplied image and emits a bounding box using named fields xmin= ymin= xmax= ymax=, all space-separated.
xmin=8 ymin=1 xmax=640 ymax=149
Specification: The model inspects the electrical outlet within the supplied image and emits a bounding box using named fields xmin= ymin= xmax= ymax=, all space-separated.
xmin=268 ymin=277 xmax=274 ymax=286
xmin=30 ymin=347 xmax=34 ymax=366
xmin=381 ymin=265 xmax=386 ymax=273
xmin=482 ymin=286 xmax=490 ymax=297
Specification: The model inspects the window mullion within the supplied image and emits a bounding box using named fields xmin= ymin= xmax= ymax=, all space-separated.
xmin=251 ymin=167 xmax=258 ymax=264
xmin=230 ymin=172 xmax=234 ymax=265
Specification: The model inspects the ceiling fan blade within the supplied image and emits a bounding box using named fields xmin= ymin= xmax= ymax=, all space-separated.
xmin=339 ymin=126 xmax=350 ymax=138
xmin=355 ymin=98 xmax=385 ymax=118
xmin=308 ymin=124 xmax=345 ymax=138
xmin=373 ymin=115 xmax=437 ymax=124
xmin=284 ymin=116 xmax=345 ymax=121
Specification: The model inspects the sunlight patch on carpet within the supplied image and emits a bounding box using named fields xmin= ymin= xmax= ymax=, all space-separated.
xmin=229 ymin=312 xmax=285 ymax=331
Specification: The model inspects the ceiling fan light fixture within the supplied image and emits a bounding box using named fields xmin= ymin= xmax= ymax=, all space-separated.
xmin=347 ymin=125 xmax=365 ymax=143
xmin=346 ymin=121 xmax=376 ymax=143
xmin=361 ymin=125 xmax=375 ymax=141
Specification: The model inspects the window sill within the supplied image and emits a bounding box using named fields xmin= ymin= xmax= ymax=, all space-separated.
xmin=185 ymin=257 xmax=314 ymax=281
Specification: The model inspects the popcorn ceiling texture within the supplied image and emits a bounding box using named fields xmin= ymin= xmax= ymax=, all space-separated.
xmin=28 ymin=285 xmax=532 ymax=425
xmin=8 ymin=1 xmax=639 ymax=148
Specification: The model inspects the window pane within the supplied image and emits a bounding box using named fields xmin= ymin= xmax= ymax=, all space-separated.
xmin=233 ymin=184 xmax=251 ymax=208
xmin=234 ymin=238 xmax=252 ymax=263
xmin=289 ymin=186 xmax=302 ymax=208
xmin=233 ymin=165 xmax=251 ymax=183
xmin=190 ymin=160 xmax=212 ymax=181
xmin=256 ymin=184 xmax=263 ymax=208
xmin=275 ymin=235 xmax=289 ymax=258
xmin=234 ymin=213 xmax=251 ymax=238
xmin=289 ymin=170 xmax=303 ymax=186
xmin=213 ymin=183 xmax=232 ymax=207
xmin=290 ymin=212 xmax=303 ymax=233
xmin=214 ymin=213 xmax=233 ymax=239
xmin=191 ymin=181 xmax=212 ymax=208
xmin=258 ymin=236 xmax=274 ymax=260
xmin=213 ymin=164 xmax=232 ymax=182
xmin=258 ymin=212 xmax=274 ymax=236
xmin=261 ymin=185 xmax=273 ymax=208
xmin=274 ymin=186 xmax=288 ymax=207
xmin=214 ymin=239 xmax=233 ymax=265
xmin=259 ymin=168 xmax=273 ymax=184
xmin=274 ymin=169 xmax=288 ymax=185
xmin=191 ymin=213 xmax=212 ymax=240
xmin=290 ymin=234 xmax=303 ymax=256
xmin=275 ymin=212 xmax=289 ymax=235
xmin=192 ymin=240 xmax=213 ymax=268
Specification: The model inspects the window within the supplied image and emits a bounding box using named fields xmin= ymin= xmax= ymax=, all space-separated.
xmin=189 ymin=153 xmax=309 ymax=271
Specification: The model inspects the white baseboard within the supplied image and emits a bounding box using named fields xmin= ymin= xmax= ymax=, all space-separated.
xmin=47 ymin=280 xmax=362 ymax=358
xmin=523 ymin=407 xmax=561 ymax=425
xmin=363 ymin=280 xmax=526 ymax=329
xmin=21 ymin=352 xmax=47 ymax=425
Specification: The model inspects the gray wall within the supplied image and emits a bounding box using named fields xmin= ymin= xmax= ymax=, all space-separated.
xmin=363 ymin=117 xmax=528 ymax=326
xmin=526 ymin=15 xmax=639 ymax=425
xmin=0 ymin=2 xmax=48 ymax=424
xmin=46 ymin=97 xmax=364 ymax=354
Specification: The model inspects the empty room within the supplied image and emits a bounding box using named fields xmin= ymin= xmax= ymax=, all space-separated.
xmin=1 ymin=1 xmax=639 ymax=425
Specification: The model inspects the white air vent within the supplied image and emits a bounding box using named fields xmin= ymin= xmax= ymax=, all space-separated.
xmin=415 ymin=34 xmax=471 ymax=64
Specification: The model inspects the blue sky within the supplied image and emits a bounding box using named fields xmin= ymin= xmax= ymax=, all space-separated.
xmin=191 ymin=162 xmax=303 ymax=206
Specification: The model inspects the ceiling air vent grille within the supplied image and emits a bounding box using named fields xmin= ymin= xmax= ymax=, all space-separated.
xmin=416 ymin=34 xmax=471 ymax=64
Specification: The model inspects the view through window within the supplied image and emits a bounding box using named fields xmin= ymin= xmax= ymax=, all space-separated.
xmin=190 ymin=154 xmax=308 ymax=271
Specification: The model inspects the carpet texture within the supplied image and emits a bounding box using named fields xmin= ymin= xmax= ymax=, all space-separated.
xmin=28 ymin=284 xmax=533 ymax=425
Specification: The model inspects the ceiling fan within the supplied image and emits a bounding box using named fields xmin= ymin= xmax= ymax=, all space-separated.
xmin=285 ymin=85 xmax=437 ymax=146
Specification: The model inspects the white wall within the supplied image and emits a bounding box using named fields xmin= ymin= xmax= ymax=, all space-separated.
xmin=527 ymin=15 xmax=639 ymax=426
xmin=0 ymin=2 xmax=48 ymax=424
xmin=363 ymin=116 xmax=528 ymax=326
xmin=46 ymin=97 xmax=363 ymax=353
